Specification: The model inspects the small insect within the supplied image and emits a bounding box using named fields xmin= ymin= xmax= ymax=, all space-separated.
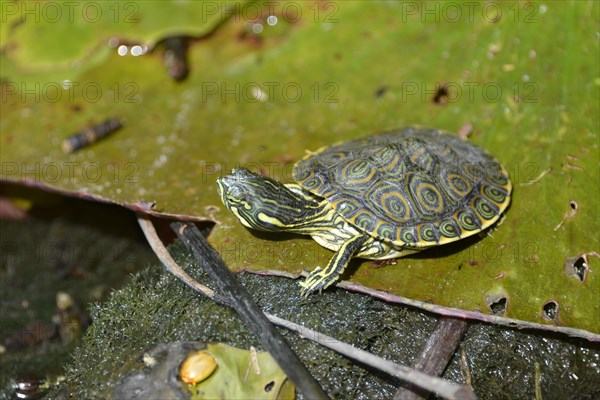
xmin=62 ymin=118 xmax=122 ymax=153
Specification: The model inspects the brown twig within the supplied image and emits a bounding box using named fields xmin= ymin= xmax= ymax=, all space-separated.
xmin=394 ymin=318 xmax=470 ymax=399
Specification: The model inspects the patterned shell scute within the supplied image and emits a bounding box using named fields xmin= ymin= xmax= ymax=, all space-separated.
xmin=293 ymin=127 xmax=512 ymax=247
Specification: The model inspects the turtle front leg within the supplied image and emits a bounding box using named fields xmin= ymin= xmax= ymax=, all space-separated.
xmin=300 ymin=235 xmax=369 ymax=297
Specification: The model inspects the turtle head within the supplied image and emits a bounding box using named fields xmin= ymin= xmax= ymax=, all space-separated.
xmin=217 ymin=168 xmax=321 ymax=232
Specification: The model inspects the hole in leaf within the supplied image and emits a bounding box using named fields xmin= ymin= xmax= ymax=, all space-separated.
xmin=542 ymin=301 xmax=559 ymax=321
xmin=564 ymin=254 xmax=589 ymax=282
xmin=573 ymin=257 xmax=587 ymax=281
xmin=485 ymin=294 xmax=508 ymax=315
xmin=569 ymin=200 xmax=578 ymax=212
xmin=375 ymin=85 xmax=388 ymax=98
xmin=432 ymin=84 xmax=450 ymax=105
xmin=264 ymin=381 xmax=275 ymax=392
xmin=490 ymin=298 xmax=507 ymax=315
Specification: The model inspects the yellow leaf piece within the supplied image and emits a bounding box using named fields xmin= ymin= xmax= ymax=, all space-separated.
xmin=180 ymin=350 xmax=218 ymax=385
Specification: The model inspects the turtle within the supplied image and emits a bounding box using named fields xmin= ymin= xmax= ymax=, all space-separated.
xmin=216 ymin=127 xmax=512 ymax=296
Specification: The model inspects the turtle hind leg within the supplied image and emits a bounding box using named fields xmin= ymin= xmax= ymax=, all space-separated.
xmin=300 ymin=235 xmax=368 ymax=297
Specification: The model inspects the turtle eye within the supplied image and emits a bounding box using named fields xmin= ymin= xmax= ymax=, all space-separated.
xmin=228 ymin=185 xmax=249 ymax=203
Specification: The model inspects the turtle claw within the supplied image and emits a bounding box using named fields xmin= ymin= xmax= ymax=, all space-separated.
xmin=299 ymin=267 xmax=335 ymax=297
xmin=299 ymin=285 xmax=319 ymax=298
xmin=299 ymin=235 xmax=368 ymax=297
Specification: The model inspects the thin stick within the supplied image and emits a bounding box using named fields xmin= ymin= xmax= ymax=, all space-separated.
xmin=267 ymin=314 xmax=476 ymax=400
xmin=394 ymin=318 xmax=470 ymax=400
xmin=460 ymin=349 xmax=472 ymax=386
xmin=137 ymin=216 xmax=230 ymax=306
xmin=535 ymin=362 xmax=543 ymax=400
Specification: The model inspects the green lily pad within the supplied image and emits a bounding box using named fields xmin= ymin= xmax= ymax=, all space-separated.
xmin=1 ymin=1 xmax=598 ymax=336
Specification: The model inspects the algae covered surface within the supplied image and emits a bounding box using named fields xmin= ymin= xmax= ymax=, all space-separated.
xmin=1 ymin=1 xmax=598 ymax=333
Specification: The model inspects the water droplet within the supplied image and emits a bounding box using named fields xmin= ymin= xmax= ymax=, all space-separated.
xmin=267 ymin=15 xmax=278 ymax=26
xmin=252 ymin=23 xmax=263 ymax=34
xmin=131 ymin=45 xmax=144 ymax=56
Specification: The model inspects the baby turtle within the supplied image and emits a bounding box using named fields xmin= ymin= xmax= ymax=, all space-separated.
xmin=217 ymin=127 xmax=512 ymax=296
